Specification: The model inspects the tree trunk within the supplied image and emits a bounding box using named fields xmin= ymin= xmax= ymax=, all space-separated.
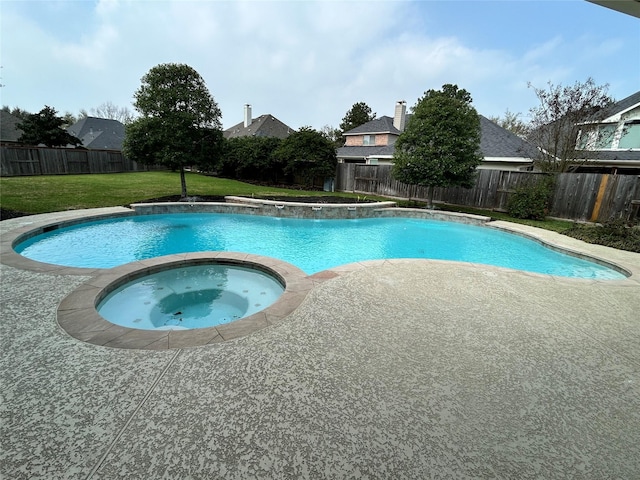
xmin=180 ymin=166 xmax=188 ymax=199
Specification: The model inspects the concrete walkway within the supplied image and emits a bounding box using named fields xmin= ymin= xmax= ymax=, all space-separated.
xmin=2 ymin=209 xmax=640 ymax=479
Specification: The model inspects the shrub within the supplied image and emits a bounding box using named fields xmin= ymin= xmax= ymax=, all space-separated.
xmin=508 ymin=176 xmax=554 ymax=220
xmin=563 ymin=219 xmax=640 ymax=253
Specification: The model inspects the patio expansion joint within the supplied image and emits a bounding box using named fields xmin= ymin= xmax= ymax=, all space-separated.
xmin=84 ymin=348 xmax=183 ymax=479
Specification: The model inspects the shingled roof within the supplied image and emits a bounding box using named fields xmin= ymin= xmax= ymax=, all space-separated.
xmin=597 ymin=90 xmax=640 ymax=122
xmin=0 ymin=111 xmax=24 ymax=143
xmin=224 ymin=114 xmax=295 ymax=139
xmin=66 ymin=117 xmax=125 ymax=150
xmin=343 ymin=116 xmax=401 ymax=136
xmin=479 ymin=115 xmax=539 ymax=159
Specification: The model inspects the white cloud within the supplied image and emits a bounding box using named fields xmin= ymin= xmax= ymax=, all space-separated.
xmin=1 ymin=1 xmax=637 ymax=128
xmin=52 ymin=24 xmax=119 ymax=70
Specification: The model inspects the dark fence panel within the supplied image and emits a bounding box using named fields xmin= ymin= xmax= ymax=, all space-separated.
xmin=0 ymin=146 xmax=148 ymax=176
xmin=336 ymin=163 xmax=640 ymax=222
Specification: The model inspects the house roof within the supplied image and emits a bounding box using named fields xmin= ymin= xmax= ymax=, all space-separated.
xmin=224 ymin=114 xmax=295 ymax=139
xmin=338 ymin=114 xmax=539 ymax=162
xmin=343 ymin=116 xmax=401 ymax=136
xmin=598 ymin=90 xmax=640 ymax=122
xmin=336 ymin=144 xmax=396 ymax=159
xmin=586 ymin=0 xmax=640 ymax=19
xmin=479 ymin=115 xmax=539 ymax=159
xmin=576 ymin=150 xmax=640 ymax=162
xmin=0 ymin=111 xmax=24 ymax=143
xmin=67 ymin=116 xmax=125 ymax=150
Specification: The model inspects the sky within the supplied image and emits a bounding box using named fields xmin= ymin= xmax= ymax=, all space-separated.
xmin=1 ymin=0 xmax=638 ymax=130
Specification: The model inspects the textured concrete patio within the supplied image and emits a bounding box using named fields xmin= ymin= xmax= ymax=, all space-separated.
xmin=1 ymin=208 xmax=640 ymax=479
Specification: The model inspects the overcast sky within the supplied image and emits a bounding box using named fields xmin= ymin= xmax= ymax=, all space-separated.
xmin=1 ymin=0 xmax=638 ymax=130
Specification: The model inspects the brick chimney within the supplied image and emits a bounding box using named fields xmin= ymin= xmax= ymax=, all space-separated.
xmin=393 ymin=100 xmax=406 ymax=132
xmin=244 ymin=104 xmax=252 ymax=128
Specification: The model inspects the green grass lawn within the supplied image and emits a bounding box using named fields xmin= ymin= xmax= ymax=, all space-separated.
xmin=0 ymin=171 xmax=367 ymax=214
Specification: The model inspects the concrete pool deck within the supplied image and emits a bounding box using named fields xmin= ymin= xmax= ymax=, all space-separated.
xmin=1 ymin=207 xmax=640 ymax=478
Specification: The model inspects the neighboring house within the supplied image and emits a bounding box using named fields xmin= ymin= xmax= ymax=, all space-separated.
xmin=574 ymin=90 xmax=640 ymax=174
xmin=0 ymin=111 xmax=24 ymax=144
xmin=66 ymin=116 xmax=126 ymax=150
xmin=337 ymin=101 xmax=407 ymax=165
xmin=337 ymin=101 xmax=538 ymax=171
xmin=224 ymin=104 xmax=295 ymax=139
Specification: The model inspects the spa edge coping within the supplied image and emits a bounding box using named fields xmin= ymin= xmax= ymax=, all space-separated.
xmin=56 ymin=252 xmax=317 ymax=350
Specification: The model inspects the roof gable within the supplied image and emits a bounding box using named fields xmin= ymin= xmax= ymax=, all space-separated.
xmin=224 ymin=114 xmax=295 ymax=139
xmin=67 ymin=116 xmax=125 ymax=150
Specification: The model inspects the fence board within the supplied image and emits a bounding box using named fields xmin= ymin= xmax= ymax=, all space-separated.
xmin=1 ymin=146 xmax=149 ymax=176
xmin=336 ymin=163 xmax=640 ymax=222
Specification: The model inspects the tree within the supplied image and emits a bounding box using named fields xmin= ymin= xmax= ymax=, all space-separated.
xmin=1 ymin=105 xmax=30 ymax=120
xmin=220 ymin=136 xmax=283 ymax=181
xmin=527 ymin=78 xmax=613 ymax=172
xmin=392 ymin=84 xmax=483 ymax=208
xmin=61 ymin=112 xmax=77 ymax=128
xmin=17 ymin=106 xmax=82 ymax=147
xmin=123 ymin=63 xmax=222 ymax=198
xmin=319 ymin=124 xmax=343 ymax=148
xmin=90 ymin=101 xmax=135 ymax=124
xmin=488 ymin=109 xmax=529 ymax=138
xmin=339 ymin=102 xmax=376 ymax=133
xmin=273 ymin=127 xmax=337 ymax=187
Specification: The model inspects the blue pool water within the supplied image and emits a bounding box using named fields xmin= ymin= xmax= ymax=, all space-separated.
xmin=15 ymin=213 xmax=625 ymax=279
xmin=97 ymin=264 xmax=284 ymax=330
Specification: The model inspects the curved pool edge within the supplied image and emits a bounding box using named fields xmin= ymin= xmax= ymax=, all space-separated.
xmin=2 ymin=205 xmax=638 ymax=283
xmin=57 ymin=252 xmax=315 ymax=350
xmin=487 ymin=220 xmax=639 ymax=281
xmin=1 ymin=207 xmax=136 ymax=276
xmin=0 ymin=203 xmax=492 ymax=276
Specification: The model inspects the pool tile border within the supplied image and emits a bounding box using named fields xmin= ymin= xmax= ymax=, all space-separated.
xmin=57 ymin=252 xmax=315 ymax=350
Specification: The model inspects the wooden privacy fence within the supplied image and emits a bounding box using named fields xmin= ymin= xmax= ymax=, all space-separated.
xmin=335 ymin=164 xmax=640 ymax=223
xmin=0 ymin=146 xmax=148 ymax=176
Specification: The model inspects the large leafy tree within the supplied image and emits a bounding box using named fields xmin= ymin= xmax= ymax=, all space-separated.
xmin=123 ymin=63 xmax=222 ymax=198
xmin=392 ymin=84 xmax=483 ymax=207
xmin=17 ymin=106 xmax=82 ymax=147
xmin=527 ymin=78 xmax=613 ymax=172
xmin=273 ymin=127 xmax=337 ymax=187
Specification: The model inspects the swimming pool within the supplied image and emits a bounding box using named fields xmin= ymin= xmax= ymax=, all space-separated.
xmin=15 ymin=212 xmax=625 ymax=279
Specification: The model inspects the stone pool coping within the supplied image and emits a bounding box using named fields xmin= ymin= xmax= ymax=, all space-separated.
xmin=57 ymin=252 xmax=316 ymax=350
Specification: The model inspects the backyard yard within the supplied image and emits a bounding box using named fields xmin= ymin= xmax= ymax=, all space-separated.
xmin=1 ymin=171 xmax=638 ymax=252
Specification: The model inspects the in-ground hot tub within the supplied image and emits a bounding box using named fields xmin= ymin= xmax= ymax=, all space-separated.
xmin=97 ymin=263 xmax=285 ymax=330
xmin=55 ymin=253 xmax=314 ymax=350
